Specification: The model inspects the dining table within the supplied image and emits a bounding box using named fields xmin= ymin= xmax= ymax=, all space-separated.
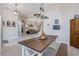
xmin=18 ymin=35 xmax=57 ymax=56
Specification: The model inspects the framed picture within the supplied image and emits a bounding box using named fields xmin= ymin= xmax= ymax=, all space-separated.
xmin=53 ymin=25 xmax=60 ymax=30
xmin=12 ymin=21 xmax=16 ymax=27
xmin=53 ymin=19 xmax=60 ymax=30
xmin=55 ymin=19 xmax=59 ymax=24
xmin=7 ymin=21 xmax=11 ymax=27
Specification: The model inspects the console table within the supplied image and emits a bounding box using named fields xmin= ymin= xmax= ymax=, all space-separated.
xmin=18 ymin=35 xmax=57 ymax=56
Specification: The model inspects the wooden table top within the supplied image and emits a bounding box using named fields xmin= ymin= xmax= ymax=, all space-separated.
xmin=18 ymin=35 xmax=57 ymax=53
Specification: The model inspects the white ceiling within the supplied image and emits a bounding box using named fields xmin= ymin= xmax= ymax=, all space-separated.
xmin=3 ymin=3 xmax=79 ymax=18
xmin=3 ymin=3 xmax=51 ymax=18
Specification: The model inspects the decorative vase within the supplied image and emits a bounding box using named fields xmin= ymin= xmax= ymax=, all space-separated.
xmin=39 ymin=19 xmax=47 ymax=40
xmin=39 ymin=31 xmax=47 ymax=40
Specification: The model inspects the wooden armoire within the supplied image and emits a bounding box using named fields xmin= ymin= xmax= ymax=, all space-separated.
xmin=70 ymin=19 xmax=79 ymax=48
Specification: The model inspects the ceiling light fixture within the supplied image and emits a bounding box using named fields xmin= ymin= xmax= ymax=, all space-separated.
xmin=14 ymin=3 xmax=18 ymax=15
xmin=34 ymin=3 xmax=49 ymax=19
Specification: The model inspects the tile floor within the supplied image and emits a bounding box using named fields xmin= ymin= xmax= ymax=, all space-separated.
xmin=68 ymin=46 xmax=79 ymax=56
xmin=1 ymin=43 xmax=79 ymax=56
xmin=0 ymin=34 xmax=79 ymax=56
xmin=1 ymin=44 xmax=22 ymax=56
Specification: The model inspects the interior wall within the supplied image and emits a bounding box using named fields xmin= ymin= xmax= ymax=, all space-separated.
xmin=44 ymin=4 xmax=79 ymax=44
xmin=2 ymin=7 xmax=19 ymax=42
xmin=0 ymin=4 xmax=3 ymax=54
xmin=0 ymin=16 xmax=1 ymax=55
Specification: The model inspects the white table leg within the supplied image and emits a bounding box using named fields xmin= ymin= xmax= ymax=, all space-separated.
xmin=22 ymin=46 xmax=25 ymax=56
xmin=38 ymin=52 xmax=42 ymax=56
xmin=21 ymin=45 xmax=38 ymax=56
xmin=22 ymin=46 xmax=29 ymax=56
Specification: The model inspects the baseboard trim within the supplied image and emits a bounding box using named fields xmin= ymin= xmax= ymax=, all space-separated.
xmin=56 ymin=41 xmax=69 ymax=45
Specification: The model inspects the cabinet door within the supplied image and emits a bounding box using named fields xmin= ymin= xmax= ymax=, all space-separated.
xmin=70 ymin=19 xmax=79 ymax=48
xmin=73 ymin=35 xmax=79 ymax=48
xmin=75 ymin=20 xmax=79 ymax=33
xmin=70 ymin=20 xmax=75 ymax=46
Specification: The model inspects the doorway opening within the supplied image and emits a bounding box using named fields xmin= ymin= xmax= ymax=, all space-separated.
xmin=19 ymin=20 xmax=25 ymax=36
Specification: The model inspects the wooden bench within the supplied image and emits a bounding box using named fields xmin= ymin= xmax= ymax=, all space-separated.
xmin=56 ymin=43 xmax=67 ymax=56
xmin=43 ymin=43 xmax=67 ymax=56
